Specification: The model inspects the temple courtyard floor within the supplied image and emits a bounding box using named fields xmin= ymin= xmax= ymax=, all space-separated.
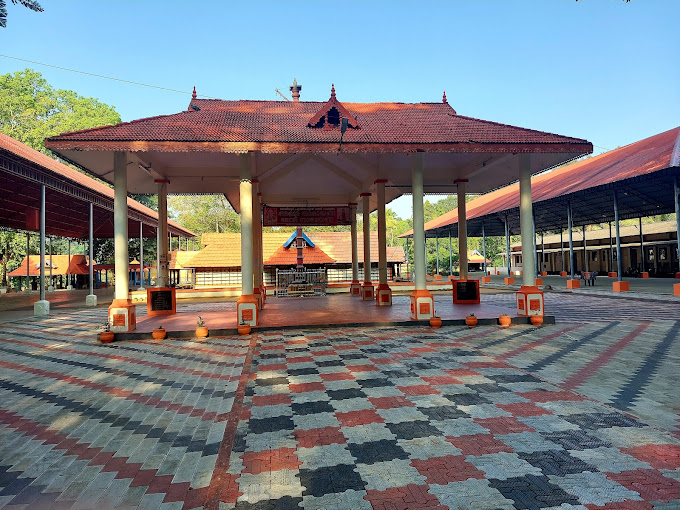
xmin=0 ymin=292 xmax=678 ymax=509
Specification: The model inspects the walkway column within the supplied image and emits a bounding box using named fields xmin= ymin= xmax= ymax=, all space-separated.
xmin=109 ymin=151 xmax=135 ymax=332
xmin=47 ymin=236 xmax=54 ymax=292
xmin=237 ymin=154 xmax=257 ymax=326
xmin=410 ymin=153 xmax=434 ymax=319
xmin=519 ymin=155 xmax=536 ymax=287
xmin=609 ymin=222 xmax=614 ymax=274
xmin=435 ymin=236 xmax=440 ymax=275
xmin=349 ymin=203 xmax=360 ymax=296
xmin=613 ymin=190 xmax=627 ymax=291
xmin=86 ymin=202 xmax=96 ymax=306
xmin=34 ymin=184 xmax=49 ymax=315
xmin=675 ymin=176 xmax=680 ymax=277
xmin=639 ymin=217 xmax=646 ymax=275
xmin=252 ymin=180 xmax=263 ymax=309
xmin=456 ymin=179 xmax=468 ymax=280
xmin=24 ymin=233 xmax=30 ymax=293
xmin=448 ymin=231 xmax=453 ymax=275
xmin=583 ymin=226 xmax=588 ymax=273
xmin=517 ymin=154 xmax=543 ymax=316
xmin=156 ymin=179 xmax=169 ymax=287
xmin=360 ymin=192 xmax=374 ymax=300
xmin=66 ymin=239 xmax=72 ymax=289
xmin=560 ymin=229 xmax=565 ymax=274
xmin=505 ymin=215 xmax=511 ymax=276
xmin=138 ymin=221 xmax=145 ymax=291
xmin=568 ymin=202 xmax=575 ymax=280
xmin=532 ymin=216 xmax=538 ymax=279
xmin=257 ymin=191 xmax=266 ymax=306
xmin=482 ymin=221 xmax=487 ymax=275
xmin=375 ymin=179 xmax=391 ymax=306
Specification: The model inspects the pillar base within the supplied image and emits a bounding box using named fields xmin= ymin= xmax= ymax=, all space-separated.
xmin=375 ymin=283 xmax=392 ymax=306
xmin=361 ymin=282 xmax=374 ymax=301
xmin=641 ymin=272 xmax=649 ymax=279
xmin=350 ymin=281 xmax=361 ymax=297
xmin=567 ymin=279 xmax=580 ymax=289
xmin=540 ymin=271 xmax=547 ymax=277
xmin=481 ymin=276 xmax=491 ymax=283
xmin=85 ymin=294 xmax=97 ymax=307
xmin=613 ymin=281 xmax=629 ymax=292
xmin=108 ymin=299 xmax=136 ymax=333
xmin=560 ymin=271 xmax=568 ymax=277
xmin=23 ymin=288 xmax=32 ymax=294
xmin=47 ymin=285 xmax=55 ymax=293
xmin=504 ymin=277 xmax=515 ymax=285
xmin=535 ymin=278 xmax=543 ymax=286
xmin=254 ymin=287 xmax=262 ymax=310
xmin=237 ymin=294 xmax=258 ymax=326
xmin=34 ymin=300 xmax=50 ymax=316
xmin=410 ymin=289 xmax=434 ymax=320
xmin=673 ymin=283 xmax=680 ymax=297
xmin=608 ymin=272 xmax=617 ymax=278
xmin=66 ymin=285 xmax=73 ymax=290
xmin=138 ymin=286 xmax=145 ymax=292
xmin=260 ymin=284 xmax=266 ymax=308
xmin=516 ymin=286 xmax=544 ymax=316
xmin=675 ymin=273 xmax=680 ymax=279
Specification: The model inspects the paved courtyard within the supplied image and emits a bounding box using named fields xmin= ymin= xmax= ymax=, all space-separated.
xmin=0 ymin=294 xmax=678 ymax=509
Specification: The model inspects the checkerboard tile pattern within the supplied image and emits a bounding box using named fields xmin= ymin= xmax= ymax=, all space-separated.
xmin=217 ymin=326 xmax=680 ymax=509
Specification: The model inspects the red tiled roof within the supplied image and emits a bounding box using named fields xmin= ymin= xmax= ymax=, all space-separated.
xmin=265 ymin=246 xmax=335 ymax=266
xmin=7 ymin=255 xmax=91 ymax=277
xmin=45 ymin=93 xmax=588 ymax=151
xmin=0 ymin=132 xmax=195 ymax=237
xmin=402 ymin=126 xmax=680 ymax=236
xmin=187 ymin=232 xmax=406 ymax=268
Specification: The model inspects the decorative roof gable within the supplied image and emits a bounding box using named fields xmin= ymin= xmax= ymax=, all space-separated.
xmin=307 ymin=84 xmax=360 ymax=130
xmin=283 ymin=231 xmax=315 ymax=248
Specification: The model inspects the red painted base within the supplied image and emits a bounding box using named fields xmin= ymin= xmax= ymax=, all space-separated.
xmin=410 ymin=289 xmax=434 ymax=320
xmin=109 ymin=299 xmax=136 ymax=333
xmin=361 ymin=283 xmax=374 ymax=301
xmin=350 ymin=281 xmax=361 ymax=297
xmin=237 ymin=294 xmax=258 ymax=326
xmin=375 ymin=284 xmax=392 ymax=307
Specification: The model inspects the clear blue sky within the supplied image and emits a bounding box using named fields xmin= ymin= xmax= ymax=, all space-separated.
xmin=1 ymin=0 xmax=678 ymax=219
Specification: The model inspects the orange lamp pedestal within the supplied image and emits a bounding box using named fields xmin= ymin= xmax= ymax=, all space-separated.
xmin=481 ymin=276 xmax=491 ymax=283
xmin=361 ymin=283 xmax=374 ymax=301
xmin=410 ymin=289 xmax=434 ymax=320
xmin=567 ymin=279 xmax=580 ymax=289
xmin=504 ymin=277 xmax=515 ymax=285
xmin=516 ymin=286 xmax=544 ymax=317
xmin=584 ymin=272 xmax=591 ymax=279
xmin=560 ymin=271 xmax=568 ymax=277
xmin=350 ymin=281 xmax=361 ymax=296
xmin=109 ymin=298 xmax=136 ymax=333
xmin=613 ymin=281 xmax=629 ymax=292
xmin=673 ymin=283 xmax=680 ymax=296
xmin=641 ymin=272 xmax=649 ymax=279
xmin=237 ymin=294 xmax=258 ymax=326
xmin=540 ymin=271 xmax=547 ymax=277
xmin=608 ymin=272 xmax=617 ymax=278
xmin=375 ymin=283 xmax=392 ymax=306
xmin=535 ymin=278 xmax=543 ymax=286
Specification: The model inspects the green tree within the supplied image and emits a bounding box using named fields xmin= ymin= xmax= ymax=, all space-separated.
xmin=0 ymin=69 xmax=121 ymax=153
xmin=0 ymin=0 xmax=43 ymax=28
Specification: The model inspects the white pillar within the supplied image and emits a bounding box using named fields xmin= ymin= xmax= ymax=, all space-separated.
xmin=456 ymin=179 xmax=468 ymax=280
xmin=252 ymin=180 xmax=262 ymax=308
xmin=482 ymin=221 xmax=487 ymax=275
xmin=34 ymin=184 xmax=49 ymax=315
xmin=237 ymin=154 xmax=257 ymax=326
xmin=108 ymin=151 xmax=135 ymax=332
xmin=24 ymin=232 xmax=30 ymax=293
xmin=86 ymin=202 xmax=96 ymax=306
xmin=375 ymin=179 xmax=391 ymax=306
xmin=518 ymin=154 xmax=535 ymax=287
xmin=639 ymin=217 xmax=645 ymax=273
xmin=47 ymin=236 xmax=54 ymax=292
xmin=349 ymin=203 xmax=360 ymax=296
xmin=583 ymin=226 xmax=588 ymax=273
xmin=410 ymin=153 xmax=434 ymax=319
xmin=675 ymin=176 xmax=680 ymax=275
xmin=156 ymin=179 xmax=169 ymax=287
xmin=448 ymin=232 xmax=453 ymax=275
xmin=138 ymin=221 xmax=145 ymax=291
xmin=435 ymin=236 xmax=440 ymax=275
xmin=360 ymin=192 xmax=374 ymax=300
xmin=505 ymin=215 xmax=511 ymax=277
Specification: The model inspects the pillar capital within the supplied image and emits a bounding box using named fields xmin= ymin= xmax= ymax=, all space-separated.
xmin=153 ymin=178 xmax=171 ymax=184
xmin=360 ymin=192 xmax=372 ymax=197
xmin=453 ymin=178 xmax=469 ymax=184
xmin=374 ymin=179 xmax=388 ymax=184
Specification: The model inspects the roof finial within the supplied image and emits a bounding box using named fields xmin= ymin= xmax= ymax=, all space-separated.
xmin=442 ymin=90 xmax=447 ymax=103
xmin=192 ymin=86 xmax=197 ymax=100
xmin=330 ymin=83 xmax=336 ymax=100
xmin=290 ymin=78 xmax=302 ymax=102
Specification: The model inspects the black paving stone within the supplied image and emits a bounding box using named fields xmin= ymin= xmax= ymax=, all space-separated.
xmin=542 ymin=430 xmax=612 ymax=450
xmin=291 ymin=400 xmax=335 ymax=416
xmin=347 ymin=439 xmax=409 ymax=464
xmin=562 ymin=412 xmax=644 ymax=430
xmin=419 ymin=405 xmax=468 ymax=421
xmin=288 ymin=367 xmax=319 ymax=377
xmin=386 ymin=420 xmax=443 ymax=440
xmin=327 ymin=388 xmax=366 ymax=401
xmin=234 ymin=495 xmax=303 ymax=509
xmin=443 ymin=393 xmax=489 ymax=406
xmin=248 ymin=415 xmax=296 ymax=434
xmin=355 ymin=378 xmax=393 ymax=388
xmin=489 ymin=474 xmax=580 ymax=509
xmin=255 ymin=377 xmax=289 ymax=387
xmin=517 ymin=450 xmax=597 ymax=475
xmin=298 ymin=464 xmax=367 ymax=497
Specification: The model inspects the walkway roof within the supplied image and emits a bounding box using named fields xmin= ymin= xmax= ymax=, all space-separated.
xmin=402 ymin=126 xmax=680 ymax=238
xmin=0 ymin=132 xmax=195 ymax=239
xmin=45 ymin=86 xmax=592 ymax=214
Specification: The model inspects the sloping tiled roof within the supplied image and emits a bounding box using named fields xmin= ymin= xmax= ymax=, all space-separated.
xmin=0 ymin=132 xmax=195 ymax=237
xmin=402 ymin=126 xmax=680 ymax=237
xmin=46 ymin=93 xmax=589 ymax=151
xmin=265 ymin=246 xmax=335 ymax=266
xmin=187 ymin=232 xmax=406 ymax=268
xmin=7 ymin=255 xmax=91 ymax=277
xmin=169 ymin=250 xmax=201 ymax=269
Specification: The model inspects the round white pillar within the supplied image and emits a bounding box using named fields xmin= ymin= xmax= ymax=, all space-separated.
xmin=237 ymin=154 xmax=257 ymax=325
xmin=349 ymin=203 xmax=361 ymax=296
xmin=156 ymin=180 xmax=169 ymax=287
xmin=375 ymin=179 xmax=391 ymax=306
xmin=410 ymin=153 xmax=434 ymax=319
xmin=518 ymin=154 xmax=536 ymax=287
xmin=360 ymin=193 xmax=374 ymax=300
xmin=456 ymin=179 xmax=468 ymax=280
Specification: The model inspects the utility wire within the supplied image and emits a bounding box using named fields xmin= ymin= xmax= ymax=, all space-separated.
xmin=0 ymin=54 xmax=219 ymax=98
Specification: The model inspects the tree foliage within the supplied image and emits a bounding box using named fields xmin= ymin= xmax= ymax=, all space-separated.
xmin=0 ymin=69 xmax=121 ymax=153
xmin=0 ymin=0 xmax=43 ymax=28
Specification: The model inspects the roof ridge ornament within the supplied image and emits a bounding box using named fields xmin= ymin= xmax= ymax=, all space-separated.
xmin=443 ymin=91 xmax=447 ymax=103
xmin=308 ymin=84 xmax=360 ymax=130
xmin=192 ymin=86 xmax=197 ymax=99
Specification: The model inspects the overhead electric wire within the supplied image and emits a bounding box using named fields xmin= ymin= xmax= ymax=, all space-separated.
xmin=0 ymin=53 xmax=219 ymax=98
